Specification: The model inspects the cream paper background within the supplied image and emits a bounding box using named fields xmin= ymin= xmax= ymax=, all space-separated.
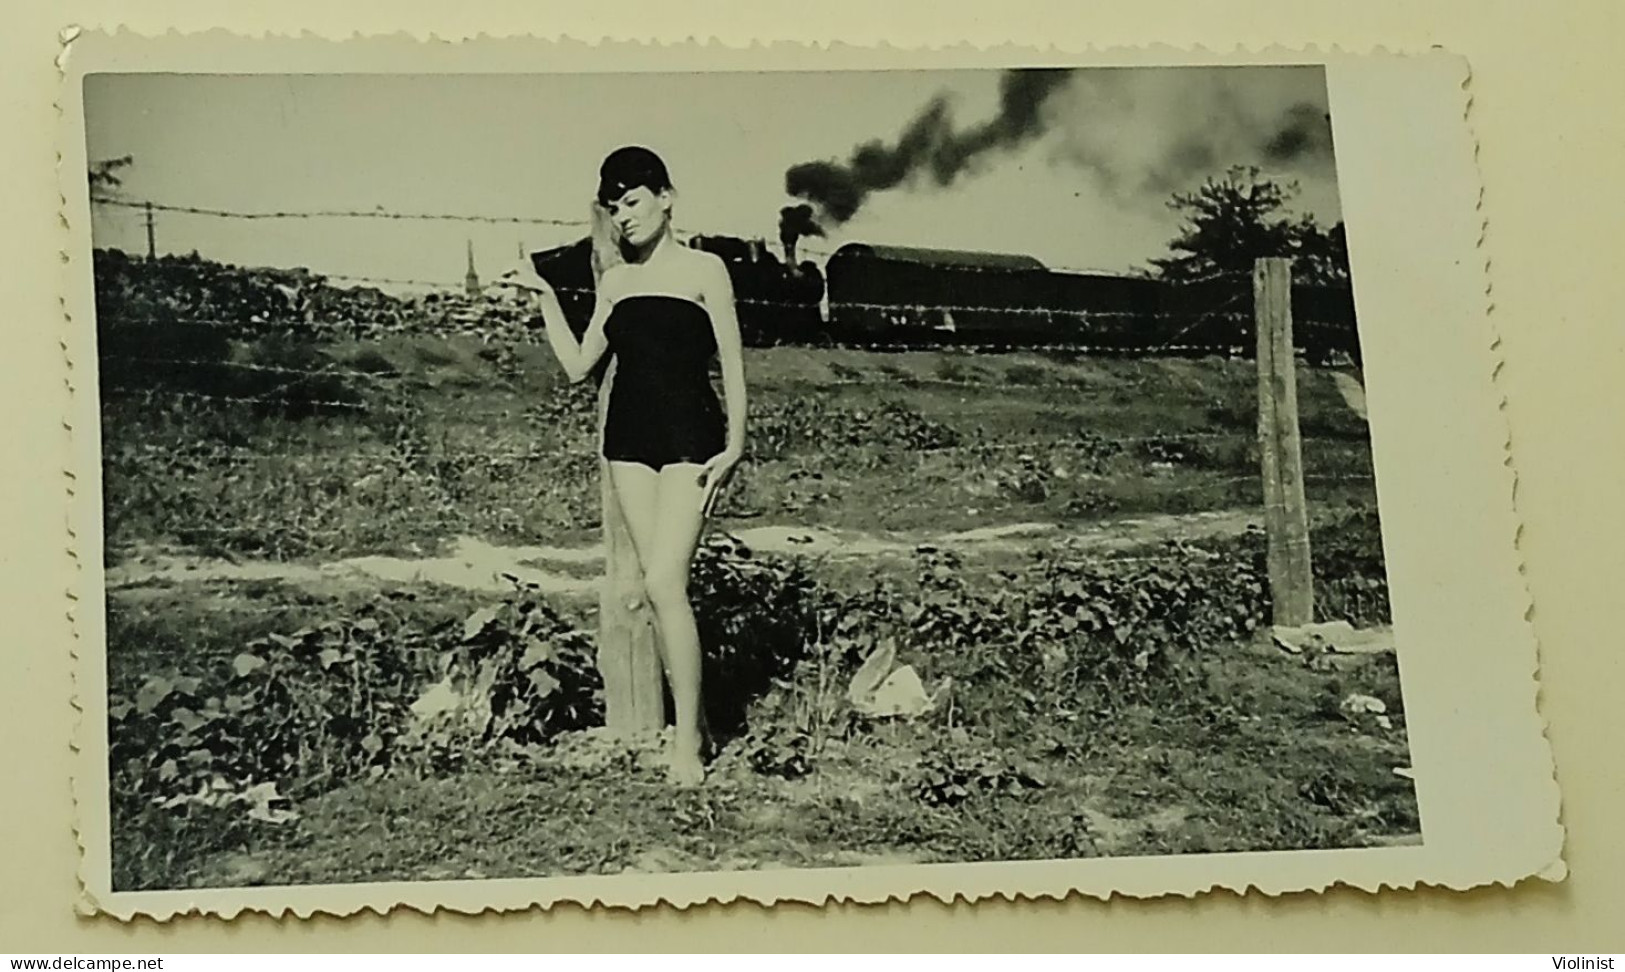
xmin=53 ymin=34 xmax=1556 ymax=919
xmin=3 ymin=1 xmax=1621 ymax=951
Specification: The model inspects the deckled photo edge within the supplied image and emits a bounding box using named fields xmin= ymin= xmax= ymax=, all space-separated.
xmin=56 ymin=23 xmax=109 ymax=919
xmin=1457 ymin=49 xmax=1567 ymax=882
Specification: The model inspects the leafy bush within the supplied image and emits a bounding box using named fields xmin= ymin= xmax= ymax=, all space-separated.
xmin=1002 ymin=363 xmax=1051 ymax=385
xmin=718 ymin=508 xmax=1392 ymax=791
xmin=1021 ymin=538 xmax=1270 ymax=696
xmin=403 ymin=587 xmax=603 ymax=771
xmin=906 ymin=548 xmax=1021 ymax=655
xmin=749 ymin=397 xmax=961 ymax=459
xmin=107 ymin=607 xmax=427 ymax=832
xmin=914 ymin=742 xmax=1046 ymax=808
xmin=106 ymin=535 xmax=828 ymax=828
xmin=1308 ymin=508 xmax=1392 ymax=626
xmin=524 ymin=379 xmax=600 ymax=443
xmin=691 ymin=534 xmax=825 ymax=741
xmin=716 ymin=530 xmax=1301 ymax=784
xmin=1135 ymin=434 xmax=1253 ymax=471
xmin=733 ymin=724 xmax=816 ymax=780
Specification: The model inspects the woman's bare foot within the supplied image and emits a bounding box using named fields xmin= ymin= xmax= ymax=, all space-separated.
xmin=667 ymin=733 xmax=705 ymax=787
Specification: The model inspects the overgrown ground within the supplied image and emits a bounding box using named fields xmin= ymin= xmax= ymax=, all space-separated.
xmin=99 ymin=337 xmax=1415 ymax=892
xmin=101 ymin=337 xmax=1377 ymax=561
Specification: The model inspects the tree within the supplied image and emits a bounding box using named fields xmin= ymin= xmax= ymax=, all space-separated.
xmin=1148 ymin=165 xmax=1349 ymax=285
xmin=1148 ymin=166 xmax=1300 ymax=281
xmin=89 ymin=155 xmax=134 ymax=198
xmin=1287 ymin=217 xmax=1351 ymax=285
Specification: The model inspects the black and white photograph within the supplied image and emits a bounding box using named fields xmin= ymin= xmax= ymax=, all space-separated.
xmin=66 ymin=45 xmax=1503 ymax=910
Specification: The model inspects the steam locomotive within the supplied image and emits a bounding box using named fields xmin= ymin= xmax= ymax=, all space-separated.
xmin=528 ymin=233 xmax=823 ymax=346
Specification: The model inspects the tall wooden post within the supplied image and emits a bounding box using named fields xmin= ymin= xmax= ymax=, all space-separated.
xmin=144 ymin=201 xmax=156 ymax=260
xmin=1254 ymin=257 xmax=1315 ymax=627
xmin=588 ymin=208 xmax=666 ymax=733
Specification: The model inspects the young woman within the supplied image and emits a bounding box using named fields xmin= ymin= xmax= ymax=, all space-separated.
xmin=495 ymin=146 xmax=747 ymax=786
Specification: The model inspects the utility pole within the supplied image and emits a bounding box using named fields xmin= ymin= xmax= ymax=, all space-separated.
xmin=144 ymin=201 xmax=156 ymax=260
xmin=1254 ymin=257 xmax=1315 ymax=627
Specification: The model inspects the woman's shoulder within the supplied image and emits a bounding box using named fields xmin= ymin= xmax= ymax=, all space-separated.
xmin=684 ymin=247 xmax=731 ymax=293
xmin=598 ymin=262 xmax=631 ymax=299
xmin=688 ymin=247 xmax=728 ymax=277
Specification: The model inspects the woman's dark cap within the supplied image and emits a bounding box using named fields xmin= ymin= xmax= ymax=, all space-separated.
xmin=596 ymin=146 xmax=672 ymax=205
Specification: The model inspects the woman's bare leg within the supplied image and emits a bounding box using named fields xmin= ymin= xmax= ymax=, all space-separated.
xmin=608 ymin=459 xmax=709 ymax=784
xmin=645 ymin=463 xmax=711 ymax=784
xmin=607 ymin=460 xmax=661 ymax=605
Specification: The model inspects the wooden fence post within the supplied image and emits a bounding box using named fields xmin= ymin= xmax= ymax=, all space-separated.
xmin=589 ymin=211 xmax=665 ymax=734
xmin=1254 ymin=257 xmax=1316 ymax=627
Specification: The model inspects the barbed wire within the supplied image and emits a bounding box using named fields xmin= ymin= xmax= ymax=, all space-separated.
xmin=90 ymin=195 xmax=1327 ymax=288
xmin=106 ymin=362 xmax=1291 ymax=409
xmin=100 ymin=325 xmax=1348 ymax=368
xmin=102 ymin=387 xmax=371 ymax=411
xmin=97 ymin=470 xmax=1375 ymax=550
xmin=95 ymin=310 xmax=1279 ymax=342
xmin=100 ymin=321 xmax=1363 ymax=405
xmin=94 ymin=309 xmax=1351 ymax=341
xmin=91 ymin=195 xmax=591 ymax=230
xmin=1152 ymin=289 xmax=1249 ymax=350
xmin=107 ymin=427 xmax=1365 ymax=466
xmin=94 ymin=248 xmax=1351 ymax=334
xmin=117 ymin=358 xmax=402 ymax=383
xmin=95 ymin=272 xmax=1278 ymax=321
xmin=323 ymin=272 xmax=469 ymax=291
xmin=95 ymin=310 xmax=1267 ymax=333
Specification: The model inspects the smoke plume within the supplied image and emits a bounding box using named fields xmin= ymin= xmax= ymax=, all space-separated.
xmin=783 ymin=66 xmax=1337 ymax=226
xmin=1261 ymin=101 xmax=1336 ymax=165
xmin=785 ymin=68 xmax=1075 ymax=228
xmin=1049 ymin=68 xmax=1336 ymax=199
xmin=777 ymin=203 xmax=824 ymax=266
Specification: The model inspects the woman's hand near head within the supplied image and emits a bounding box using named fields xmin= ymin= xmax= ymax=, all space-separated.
xmin=497 ymin=259 xmax=605 ymax=383
xmin=490 ymin=260 xmax=558 ymax=303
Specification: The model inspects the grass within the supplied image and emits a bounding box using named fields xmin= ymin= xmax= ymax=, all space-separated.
xmin=98 ymin=334 xmax=1412 ymax=892
xmin=100 ymin=343 xmax=1376 ymax=562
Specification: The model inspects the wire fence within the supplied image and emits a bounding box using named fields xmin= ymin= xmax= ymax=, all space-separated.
xmin=88 ymin=193 xmax=1375 ymax=572
xmin=89 ymin=192 xmax=1360 ymax=356
xmin=91 ymin=194 xmax=1204 ymax=280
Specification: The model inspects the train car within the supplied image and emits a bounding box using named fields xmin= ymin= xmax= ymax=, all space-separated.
xmin=823 ymin=243 xmax=1054 ymax=347
xmin=825 ymin=241 xmax=1356 ymax=358
xmin=1043 ymin=269 xmax=1264 ymax=354
xmin=1292 ymin=282 xmax=1362 ymax=365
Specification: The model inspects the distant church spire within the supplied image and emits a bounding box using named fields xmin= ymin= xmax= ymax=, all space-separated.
xmin=464 ymin=239 xmax=480 ymax=297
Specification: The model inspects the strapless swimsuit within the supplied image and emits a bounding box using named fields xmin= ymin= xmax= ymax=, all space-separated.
xmin=601 ymin=294 xmax=727 ymax=471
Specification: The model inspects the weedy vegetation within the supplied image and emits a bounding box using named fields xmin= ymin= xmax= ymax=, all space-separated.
xmin=96 ymin=254 xmax=1412 ymax=890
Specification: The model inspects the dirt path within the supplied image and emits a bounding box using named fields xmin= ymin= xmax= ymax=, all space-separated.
xmin=105 ymin=508 xmax=1262 ymax=597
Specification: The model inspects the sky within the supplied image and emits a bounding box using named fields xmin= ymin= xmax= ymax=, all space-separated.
xmin=83 ymin=67 xmax=1344 ymax=291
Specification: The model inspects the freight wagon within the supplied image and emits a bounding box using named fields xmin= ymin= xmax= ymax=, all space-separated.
xmin=822 ymin=241 xmax=1360 ymax=362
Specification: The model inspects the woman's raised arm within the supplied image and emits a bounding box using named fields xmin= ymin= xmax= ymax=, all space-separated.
xmin=498 ymin=262 xmax=614 ymax=384
xmin=542 ymin=285 xmax=612 ymax=384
